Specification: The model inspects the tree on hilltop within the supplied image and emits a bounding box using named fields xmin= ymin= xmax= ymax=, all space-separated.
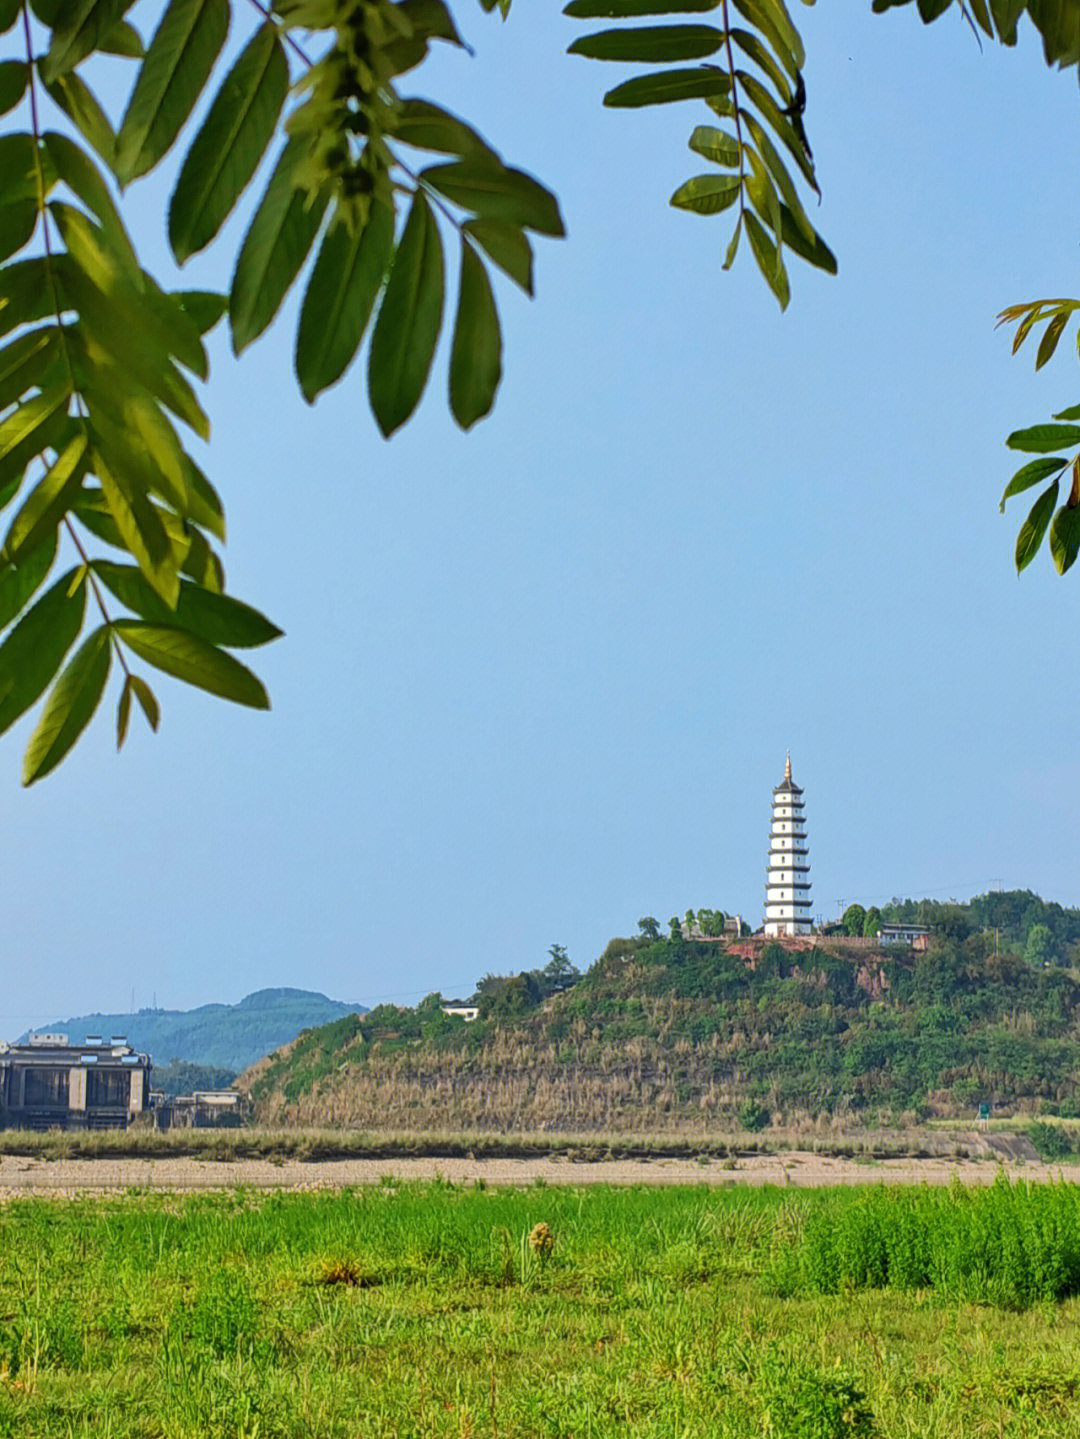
xmin=842 ymin=903 xmax=866 ymax=938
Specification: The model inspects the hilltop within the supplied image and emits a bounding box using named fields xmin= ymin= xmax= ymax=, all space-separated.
xmin=24 ymin=988 xmax=366 ymax=1076
xmin=245 ymin=892 xmax=1080 ymax=1132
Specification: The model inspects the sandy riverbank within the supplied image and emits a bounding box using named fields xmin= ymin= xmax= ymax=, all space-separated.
xmin=0 ymin=1148 xmax=1074 ymax=1198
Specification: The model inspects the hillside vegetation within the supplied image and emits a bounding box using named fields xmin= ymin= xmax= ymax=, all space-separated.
xmin=246 ymin=892 xmax=1080 ymax=1132
xmin=25 ymin=988 xmax=365 ymax=1074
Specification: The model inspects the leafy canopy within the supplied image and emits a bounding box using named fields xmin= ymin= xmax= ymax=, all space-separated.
xmin=0 ymin=0 xmax=1075 ymax=782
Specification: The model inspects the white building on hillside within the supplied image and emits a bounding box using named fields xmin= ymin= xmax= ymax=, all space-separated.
xmin=764 ymin=754 xmax=813 ymax=937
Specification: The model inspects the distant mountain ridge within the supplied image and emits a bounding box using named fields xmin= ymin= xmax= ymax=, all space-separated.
xmin=20 ymin=987 xmax=366 ymax=1073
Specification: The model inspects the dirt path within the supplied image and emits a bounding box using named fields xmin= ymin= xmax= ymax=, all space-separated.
xmin=0 ymin=1149 xmax=1074 ymax=1198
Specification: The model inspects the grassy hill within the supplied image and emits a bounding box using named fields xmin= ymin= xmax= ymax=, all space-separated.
xmin=245 ymin=900 xmax=1080 ymax=1132
xmin=27 ymin=988 xmax=366 ymax=1074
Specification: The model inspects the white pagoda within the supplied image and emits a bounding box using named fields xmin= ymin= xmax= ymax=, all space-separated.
xmin=764 ymin=753 xmax=812 ymax=937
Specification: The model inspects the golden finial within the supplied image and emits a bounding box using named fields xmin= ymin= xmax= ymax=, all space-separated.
xmin=784 ymin=751 xmax=792 ymax=782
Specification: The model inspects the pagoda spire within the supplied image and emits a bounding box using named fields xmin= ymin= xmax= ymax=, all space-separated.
xmin=764 ymin=755 xmax=812 ymax=938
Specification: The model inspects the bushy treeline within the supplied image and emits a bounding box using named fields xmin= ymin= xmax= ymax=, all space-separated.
xmin=880 ymin=889 xmax=1080 ymax=965
xmin=150 ymin=1061 xmax=238 ymax=1097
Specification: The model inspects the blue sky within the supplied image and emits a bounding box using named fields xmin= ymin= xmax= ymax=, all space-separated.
xmin=4 ymin=0 xmax=1080 ymax=1032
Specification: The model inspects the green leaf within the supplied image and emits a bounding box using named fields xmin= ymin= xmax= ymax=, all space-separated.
xmin=0 ymin=263 xmax=55 ymax=349
xmin=0 ymin=567 xmax=86 ymax=737
xmin=688 ymin=124 xmax=740 ymax=166
xmin=991 ymin=0 xmax=1025 ymax=41
xmin=51 ymin=200 xmax=207 ymax=378
xmin=116 ymin=669 xmax=160 ymax=746
xmin=44 ymin=131 xmax=138 ymax=270
xmin=22 ymin=625 xmax=110 ymax=783
xmin=116 ymin=670 xmax=131 ymax=746
xmin=731 ymin=0 xmax=804 ymax=74
xmin=1000 ymin=456 xmax=1068 ymax=510
xmin=114 ymin=621 xmax=269 ymax=707
xmin=59 ymin=254 xmax=210 ymax=439
xmin=83 ymin=388 xmax=188 ymax=515
xmin=93 ymin=562 xmax=281 ymax=647
xmin=1 ymin=432 xmax=88 ymax=564
xmin=0 ymin=201 xmax=37 ymax=264
xmin=230 ymin=138 xmax=330 ymax=355
xmin=368 ymin=193 xmax=444 ymax=438
xmin=115 ymin=0 xmax=229 ymax=184
xmin=1016 ymin=480 xmax=1059 ymax=573
xmin=131 ymin=673 xmax=161 ymax=729
xmin=0 ymin=383 xmax=72 ymax=468
xmin=0 ymin=61 xmax=28 ymax=117
xmin=461 ymin=218 xmax=533 ymax=294
xmin=569 ymin=23 xmax=724 ymax=60
xmin=1052 ymin=404 xmax=1080 ymax=421
xmin=1007 ymin=423 xmax=1080 ymax=453
xmin=95 ymin=455 xmax=179 ymax=606
xmin=392 ymin=0 xmax=463 ymax=42
xmin=1049 ymin=503 xmax=1080 ymax=575
xmin=723 ymin=212 xmax=742 ymax=269
xmin=0 ymin=403 xmax=70 ymax=499
xmin=394 ymin=100 xmax=498 ymax=160
xmin=777 ymin=204 xmax=836 ymax=273
xmin=603 ymin=66 xmax=731 ymax=106
xmin=168 ymin=23 xmax=288 ymax=264
xmin=178 ymin=290 xmax=227 ymax=334
xmin=0 ymin=532 xmax=56 ymax=629
xmin=736 ymin=71 xmax=816 ymax=189
xmin=295 ymin=203 xmax=394 ymax=404
xmin=729 ymin=26 xmax=790 ymax=103
xmin=744 ymin=144 xmax=781 ymax=239
xmin=181 ymin=456 xmax=225 ymax=541
xmin=421 ymin=160 xmax=565 ymax=236
xmin=0 ymin=0 xmax=20 ymax=34
xmin=744 ymin=113 xmax=813 ymax=242
xmin=745 ymin=209 xmax=789 ymax=309
xmin=44 ymin=73 xmax=117 ymax=168
xmin=565 ymin=0 xmax=719 ymax=14
xmin=670 ymin=173 xmax=740 ymax=214
xmin=100 ymin=16 xmax=143 ymax=56
xmin=0 ymin=133 xmax=45 ymax=206
xmin=1036 ymin=312 xmax=1068 ymax=370
xmin=179 ymin=527 xmax=223 ymax=591
xmin=0 ymin=328 xmax=61 ymax=416
xmin=450 ymin=239 xmax=502 ymax=429
xmin=41 ymin=0 xmax=130 ymax=84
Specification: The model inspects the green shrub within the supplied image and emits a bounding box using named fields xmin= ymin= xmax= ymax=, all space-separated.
xmin=1030 ymin=1121 xmax=1076 ymax=1162
xmin=738 ymin=1100 xmax=771 ymax=1132
xmin=758 ymin=1355 xmax=877 ymax=1438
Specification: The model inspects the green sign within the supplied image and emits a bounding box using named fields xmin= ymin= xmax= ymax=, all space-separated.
xmin=978 ymin=1103 xmax=991 ymax=1120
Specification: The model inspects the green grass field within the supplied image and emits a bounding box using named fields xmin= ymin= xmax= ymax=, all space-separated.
xmin=4 ymin=1178 xmax=1080 ymax=1437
